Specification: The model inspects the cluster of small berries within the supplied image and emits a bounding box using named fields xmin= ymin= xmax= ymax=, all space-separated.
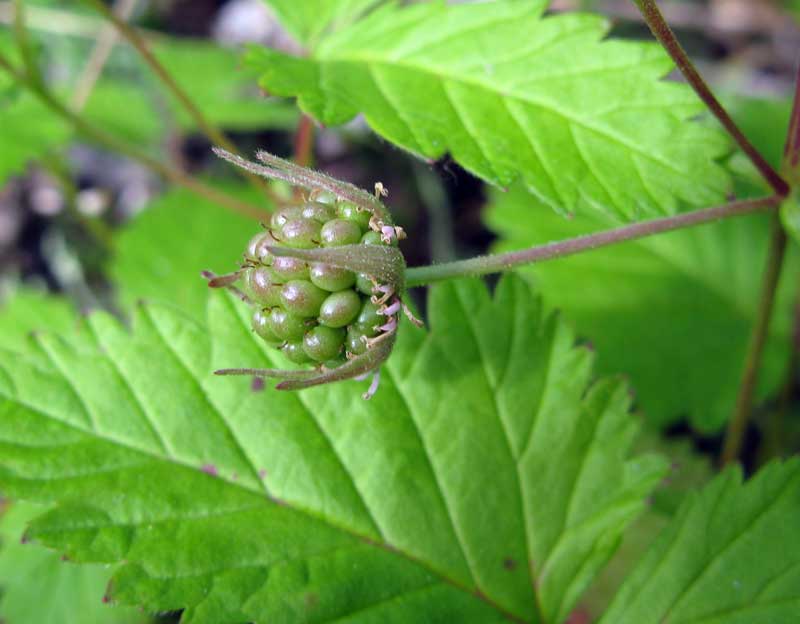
xmin=240 ymin=190 xmax=403 ymax=368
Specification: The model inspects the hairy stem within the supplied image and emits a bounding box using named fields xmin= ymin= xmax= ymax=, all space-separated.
xmin=405 ymin=196 xmax=780 ymax=287
xmin=83 ymin=0 xmax=280 ymax=204
xmin=0 ymin=52 xmax=269 ymax=220
xmin=721 ymin=219 xmax=788 ymax=466
xmin=634 ymin=0 xmax=789 ymax=197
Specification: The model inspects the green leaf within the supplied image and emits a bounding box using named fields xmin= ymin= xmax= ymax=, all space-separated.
xmin=486 ymin=184 xmax=796 ymax=431
xmin=0 ymin=289 xmax=76 ymax=351
xmin=151 ymin=37 xmax=299 ymax=132
xmin=247 ymin=0 xmax=730 ymax=220
xmin=0 ymin=275 xmax=665 ymax=623
xmin=0 ymin=502 xmax=147 ymax=624
xmin=262 ymin=0 xmax=383 ymax=46
xmin=0 ymin=93 xmax=70 ymax=185
xmin=109 ymin=185 xmax=260 ymax=319
xmin=599 ymin=459 xmax=800 ymax=623
xmin=81 ymin=38 xmax=298 ymax=147
xmin=579 ymin=434 xmax=714 ymax=619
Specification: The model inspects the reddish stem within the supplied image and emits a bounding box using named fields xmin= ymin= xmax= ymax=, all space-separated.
xmin=405 ymin=196 xmax=780 ymax=287
xmin=635 ymin=0 xmax=789 ymax=197
xmin=294 ymin=114 xmax=315 ymax=168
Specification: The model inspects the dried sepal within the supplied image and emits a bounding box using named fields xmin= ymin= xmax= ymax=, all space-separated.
xmin=212 ymin=147 xmax=391 ymax=222
xmin=264 ymin=244 xmax=405 ymax=291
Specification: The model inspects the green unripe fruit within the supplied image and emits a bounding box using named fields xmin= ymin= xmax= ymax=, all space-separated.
xmin=245 ymin=231 xmax=273 ymax=264
xmin=270 ymin=206 xmax=303 ymax=230
xmin=356 ymin=299 xmax=383 ymax=331
xmin=303 ymin=326 xmax=345 ymax=362
xmin=309 ymin=262 xmax=355 ymax=291
xmin=337 ymin=201 xmax=371 ymax=232
xmin=252 ymin=309 xmax=282 ymax=345
xmin=323 ymin=357 xmax=347 ymax=369
xmin=319 ymin=289 xmax=361 ymax=328
xmin=355 ymin=272 xmax=375 ymax=296
xmin=320 ymin=218 xmax=362 ymax=247
xmin=246 ymin=267 xmax=283 ymax=306
xmin=302 ymin=201 xmax=336 ymax=223
xmin=346 ymin=325 xmax=370 ymax=356
xmin=280 ymin=218 xmax=321 ymax=248
xmin=283 ymin=340 xmax=313 ymax=364
xmin=280 ymin=279 xmax=328 ymax=317
xmin=267 ymin=308 xmax=308 ymax=341
xmin=270 ymin=256 xmax=309 ymax=282
xmin=360 ymin=231 xmax=384 ymax=246
xmin=310 ymin=189 xmax=337 ymax=205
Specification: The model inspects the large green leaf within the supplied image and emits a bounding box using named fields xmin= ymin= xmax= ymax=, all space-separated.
xmin=0 ymin=502 xmax=147 ymax=624
xmin=0 ymin=275 xmax=665 ymax=623
xmin=262 ymin=0 xmax=383 ymax=46
xmin=109 ymin=185 xmax=260 ymax=319
xmin=247 ymin=0 xmax=730 ymax=221
xmin=600 ymin=459 xmax=800 ymax=623
xmin=486 ymin=185 xmax=795 ymax=431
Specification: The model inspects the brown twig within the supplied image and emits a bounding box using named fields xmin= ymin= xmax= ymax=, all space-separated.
xmin=721 ymin=55 xmax=800 ymax=465
xmin=634 ymin=0 xmax=790 ymax=197
xmin=721 ymin=219 xmax=788 ymax=465
xmin=293 ymin=114 xmax=315 ymax=168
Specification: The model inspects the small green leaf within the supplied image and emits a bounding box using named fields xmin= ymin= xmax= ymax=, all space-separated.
xmin=486 ymin=184 xmax=796 ymax=431
xmin=247 ymin=0 xmax=730 ymax=220
xmin=0 ymin=275 xmax=666 ymax=623
xmin=109 ymin=185 xmax=260 ymax=318
xmin=0 ymin=502 xmax=147 ymax=624
xmin=599 ymin=459 xmax=800 ymax=623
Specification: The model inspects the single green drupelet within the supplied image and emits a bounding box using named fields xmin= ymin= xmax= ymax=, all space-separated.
xmin=242 ymin=194 xmax=392 ymax=365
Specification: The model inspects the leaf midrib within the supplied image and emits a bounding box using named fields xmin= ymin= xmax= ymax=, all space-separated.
xmin=449 ymin=287 xmax=543 ymax=621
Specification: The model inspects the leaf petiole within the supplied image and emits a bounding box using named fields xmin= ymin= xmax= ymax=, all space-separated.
xmin=405 ymin=196 xmax=781 ymax=287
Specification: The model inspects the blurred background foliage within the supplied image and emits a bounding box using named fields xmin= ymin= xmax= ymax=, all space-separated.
xmin=1 ymin=0 xmax=799 ymax=622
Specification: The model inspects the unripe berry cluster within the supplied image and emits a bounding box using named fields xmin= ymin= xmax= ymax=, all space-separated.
xmin=242 ymin=191 xmax=398 ymax=368
xmin=208 ymin=147 xmax=416 ymax=398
